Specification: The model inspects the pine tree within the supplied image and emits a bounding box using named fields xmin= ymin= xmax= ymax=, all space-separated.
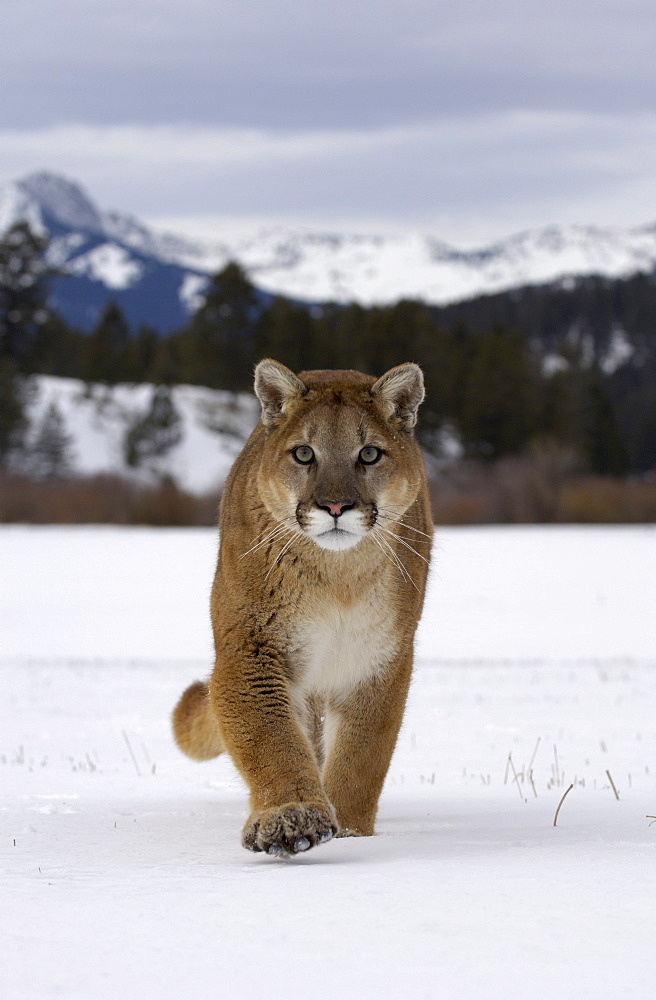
xmin=84 ymin=302 xmax=131 ymax=384
xmin=579 ymin=370 xmax=628 ymax=475
xmin=308 ymin=304 xmax=360 ymax=371
xmin=30 ymin=312 xmax=87 ymax=379
xmin=124 ymin=386 xmax=183 ymax=469
xmin=28 ymin=401 xmax=74 ymax=479
xmin=181 ymin=262 xmax=258 ymax=390
xmin=254 ymin=297 xmax=315 ymax=373
xmin=460 ymin=326 xmax=536 ymax=458
xmin=124 ymin=325 xmax=159 ymax=383
xmin=0 ymin=359 xmax=29 ymax=466
xmin=359 ymin=300 xmax=429 ymax=376
xmin=0 ymin=222 xmax=52 ymax=369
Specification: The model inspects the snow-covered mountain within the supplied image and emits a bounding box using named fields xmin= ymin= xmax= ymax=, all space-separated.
xmin=221 ymin=223 xmax=656 ymax=306
xmin=2 ymin=171 xmax=656 ymax=333
xmin=0 ymin=173 xmax=217 ymax=333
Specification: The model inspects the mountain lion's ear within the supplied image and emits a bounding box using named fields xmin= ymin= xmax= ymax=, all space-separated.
xmin=371 ymin=363 xmax=425 ymax=431
xmin=254 ymin=359 xmax=308 ymax=428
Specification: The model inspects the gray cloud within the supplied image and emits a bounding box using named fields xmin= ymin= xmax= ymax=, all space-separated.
xmin=2 ymin=0 xmax=656 ymax=127
xmin=2 ymin=112 xmax=655 ymax=238
xmin=1 ymin=1 xmax=655 ymax=239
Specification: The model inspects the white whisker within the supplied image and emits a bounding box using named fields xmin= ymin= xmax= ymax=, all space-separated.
xmin=369 ymin=532 xmax=406 ymax=582
xmin=375 ymin=524 xmax=431 ymax=566
xmin=240 ymin=518 xmax=297 ymax=559
xmin=372 ymin=527 xmax=420 ymax=592
xmin=377 ymin=509 xmax=433 ymax=539
xmin=392 ymin=520 xmax=433 ymax=539
xmin=263 ymin=530 xmax=298 ymax=581
xmin=386 ymin=532 xmax=432 ymax=544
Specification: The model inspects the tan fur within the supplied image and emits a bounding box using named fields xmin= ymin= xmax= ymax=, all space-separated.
xmin=172 ymin=360 xmax=433 ymax=855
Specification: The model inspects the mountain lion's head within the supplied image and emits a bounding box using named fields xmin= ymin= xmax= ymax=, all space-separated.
xmin=253 ymin=359 xmax=427 ymax=552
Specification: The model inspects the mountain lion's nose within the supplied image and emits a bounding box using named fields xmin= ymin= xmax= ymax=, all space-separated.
xmin=316 ymin=499 xmax=355 ymax=518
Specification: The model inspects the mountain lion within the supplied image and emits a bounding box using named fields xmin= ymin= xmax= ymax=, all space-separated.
xmin=173 ymin=359 xmax=432 ymax=855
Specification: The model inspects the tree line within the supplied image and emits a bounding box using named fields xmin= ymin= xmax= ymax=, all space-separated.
xmin=2 ymin=220 xmax=655 ymax=477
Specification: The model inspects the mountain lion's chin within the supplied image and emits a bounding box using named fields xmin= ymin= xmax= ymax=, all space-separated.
xmin=310 ymin=528 xmax=364 ymax=552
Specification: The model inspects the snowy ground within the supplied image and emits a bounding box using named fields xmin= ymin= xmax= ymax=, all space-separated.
xmin=1 ymin=525 xmax=655 ymax=1000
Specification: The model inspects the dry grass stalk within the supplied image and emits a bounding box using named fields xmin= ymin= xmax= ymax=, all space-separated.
xmin=553 ymin=783 xmax=575 ymax=827
xmin=606 ymin=769 xmax=620 ymax=800
xmin=528 ymin=737 xmax=541 ymax=775
xmin=507 ymin=754 xmax=524 ymax=800
xmin=553 ymin=744 xmax=561 ymax=787
xmin=528 ymin=769 xmax=538 ymax=798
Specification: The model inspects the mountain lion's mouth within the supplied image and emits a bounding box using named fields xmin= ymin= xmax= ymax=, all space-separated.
xmin=311 ymin=522 xmax=364 ymax=552
xmin=317 ymin=518 xmax=365 ymax=540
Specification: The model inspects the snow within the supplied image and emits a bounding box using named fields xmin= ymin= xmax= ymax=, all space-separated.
xmin=0 ymin=181 xmax=46 ymax=239
xmin=67 ymin=242 xmax=144 ymax=290
xmin=2 ymin=524 xmax=655 ymax=1000
xmin=177 ymin=271 xmax=208 ymax=312
xmin=542 ymin=352 xmax=570 ymax=376
xmin=601 ymin=326 xmax=635 ymax=375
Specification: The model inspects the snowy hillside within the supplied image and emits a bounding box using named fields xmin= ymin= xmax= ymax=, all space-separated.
xmin=2 ymin=171 xmax=656 ymax=331
xmin=2 ymin=525 xmax=655 ymax=1000
xmin=22 ymin=376 xmax=259 ymax=494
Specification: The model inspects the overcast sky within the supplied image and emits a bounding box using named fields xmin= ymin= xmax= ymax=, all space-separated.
xmin=2 ymin=0 xmax=656 ymax=243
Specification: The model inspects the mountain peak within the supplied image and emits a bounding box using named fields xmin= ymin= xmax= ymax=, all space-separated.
xmin=17 ymin=172 xmax=104 ymax=234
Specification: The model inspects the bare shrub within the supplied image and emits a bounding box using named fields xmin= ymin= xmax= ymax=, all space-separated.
xmin=0 ymin=472 xmax=219 ymax=526
xmin=560 ymin=476 xmax=656 ymax=523
xmin=427 ymin=449 xmax=656 ymax=525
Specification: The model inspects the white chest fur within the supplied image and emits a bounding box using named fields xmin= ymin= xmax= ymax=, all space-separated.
xmin=292 ymin=591 xmax=400 ymax=701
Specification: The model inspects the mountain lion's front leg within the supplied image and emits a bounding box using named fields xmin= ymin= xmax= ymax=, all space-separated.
xmin=209 ymin=651 xmax=337 ymax=855
xmin=321 ymin=651 xmax=413 ymax=837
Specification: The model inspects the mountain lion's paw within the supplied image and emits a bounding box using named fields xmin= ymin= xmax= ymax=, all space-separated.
xmin=242 ymin=802 xmax=337 ymax=856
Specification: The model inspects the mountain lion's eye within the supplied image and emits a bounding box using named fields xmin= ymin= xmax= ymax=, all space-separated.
xmin=359 ymin=446 xmax=382 ymax=465
xmin=292 ymin=446 xmax=315 ymax=464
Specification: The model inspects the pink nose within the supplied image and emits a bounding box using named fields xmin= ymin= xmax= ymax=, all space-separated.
xmin=318 ymin=500 xmax=354 ymax=518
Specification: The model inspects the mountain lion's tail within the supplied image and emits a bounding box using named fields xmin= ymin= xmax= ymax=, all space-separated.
xmin=172 ymin=680 xmax=225 ymax=760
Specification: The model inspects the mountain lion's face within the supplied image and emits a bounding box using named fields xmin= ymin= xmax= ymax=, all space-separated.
xmin=255 ymin=362 xmax=426 ymax=553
